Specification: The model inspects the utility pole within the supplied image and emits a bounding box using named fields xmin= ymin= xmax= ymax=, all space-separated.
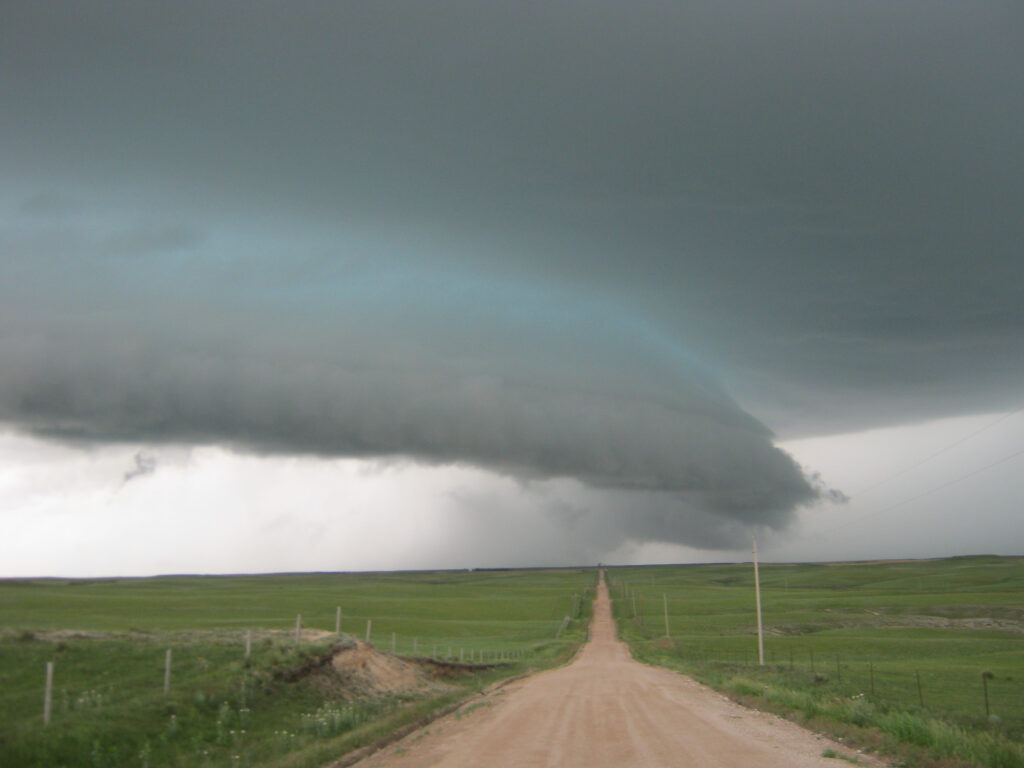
xmin=754 ymin=538 xmax=764 ymax=666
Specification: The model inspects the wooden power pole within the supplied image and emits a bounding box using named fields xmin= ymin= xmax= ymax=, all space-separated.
xmin=754 ymin=538 xmax=764 ymax=666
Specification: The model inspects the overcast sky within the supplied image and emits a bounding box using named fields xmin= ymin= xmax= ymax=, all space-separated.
xmin=2 ymin=2 xmax=1022 ymax=576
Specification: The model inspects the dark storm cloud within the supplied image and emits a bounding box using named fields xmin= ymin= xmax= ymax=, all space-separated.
xmin=2 ymin=2 xmax=1022 ymax=546
xmin=20 ymin=191 xmax=83 ymax=217
xmin=0 ymin=258 xmax=818 ymax=530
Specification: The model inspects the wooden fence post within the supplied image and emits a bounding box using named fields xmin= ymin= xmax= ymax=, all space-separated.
xmin=164 ymin=649 xmax=172 ymax=694
xmin=336 ymin=606 xmax=342 ymax=635
xmin=365 ymin=619 xmax=372 ymax=643
xmin=245 ymin=630 xmax=252 ymax=660
xmin=295 ymin=614 xmax=302 ymax=643
xmin=982 ymin=671 xmax=993 ymax=717
xmin=43 ymin=662 xmax=53 ymax=726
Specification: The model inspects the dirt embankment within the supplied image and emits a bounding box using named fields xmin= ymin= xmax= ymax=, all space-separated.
xmin=331 ymin=642 xmax=453 ymax=697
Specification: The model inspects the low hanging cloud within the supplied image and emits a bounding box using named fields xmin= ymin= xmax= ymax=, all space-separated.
xmin=0 ymin=263 xmax=822 ymax=540
xmin=123 ymin=450 xmax=157 ymax=483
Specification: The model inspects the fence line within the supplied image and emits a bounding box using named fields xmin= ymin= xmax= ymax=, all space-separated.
xmin=26 ymin=589 xmax=596 ymax=729
xmin=647 ymin=640 xmax=1016 ymax=720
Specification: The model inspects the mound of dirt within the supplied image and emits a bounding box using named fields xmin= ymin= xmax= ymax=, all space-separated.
xmin=332 ymin=641 xmax=451 ymax=696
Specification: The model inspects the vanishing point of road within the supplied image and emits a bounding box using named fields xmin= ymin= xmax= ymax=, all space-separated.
xmin=353 ymin=573 xmax=884 ymax=767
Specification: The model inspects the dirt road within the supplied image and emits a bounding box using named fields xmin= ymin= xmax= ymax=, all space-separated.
xmin=353 ymin=573 xmax=883 ymax=767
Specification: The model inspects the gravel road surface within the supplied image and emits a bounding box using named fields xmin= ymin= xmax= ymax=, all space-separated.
xmin=353 ymin=574 xmax=884 ymax=767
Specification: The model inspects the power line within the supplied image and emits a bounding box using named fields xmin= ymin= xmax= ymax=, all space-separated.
xmin=824 ymin=446 xmax=1024 ymax=535
xmin=853 ymin=407 xmax=1022 ymax=496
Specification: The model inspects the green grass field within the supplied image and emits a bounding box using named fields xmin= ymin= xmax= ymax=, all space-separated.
xmin=0 ymin=568 xmax=597 ymax=768
xmin=609 ymin=555 xmax=1024 ymax=767
xmin=6 ymin=557 xmax=1021 ymax=767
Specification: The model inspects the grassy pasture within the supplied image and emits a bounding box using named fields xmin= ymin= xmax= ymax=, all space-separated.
xmin=1 ymin=569 xmax=592 ymax=656
xmin=0 ymin=567 xmax=596 ymax=767
xmin=610 ymin=555 xmax=1024 ymax=767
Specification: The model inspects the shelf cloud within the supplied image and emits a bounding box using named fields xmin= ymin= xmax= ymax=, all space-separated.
xmin=2 ymin=1 xmax=1021 ymax=552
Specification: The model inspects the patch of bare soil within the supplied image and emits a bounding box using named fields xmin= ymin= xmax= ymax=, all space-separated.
xmin=772 ymin=614 xmax=1024 ymax=636
xmin=8 ymin=627 xmax=346 ymax=643
xmin=332 ymin=641 xmax=452 ymax=697
xmin=409 ymin=657 xmax=506 ymax=680
xmin=889 ymin=615 xmax=1024 ymax=633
